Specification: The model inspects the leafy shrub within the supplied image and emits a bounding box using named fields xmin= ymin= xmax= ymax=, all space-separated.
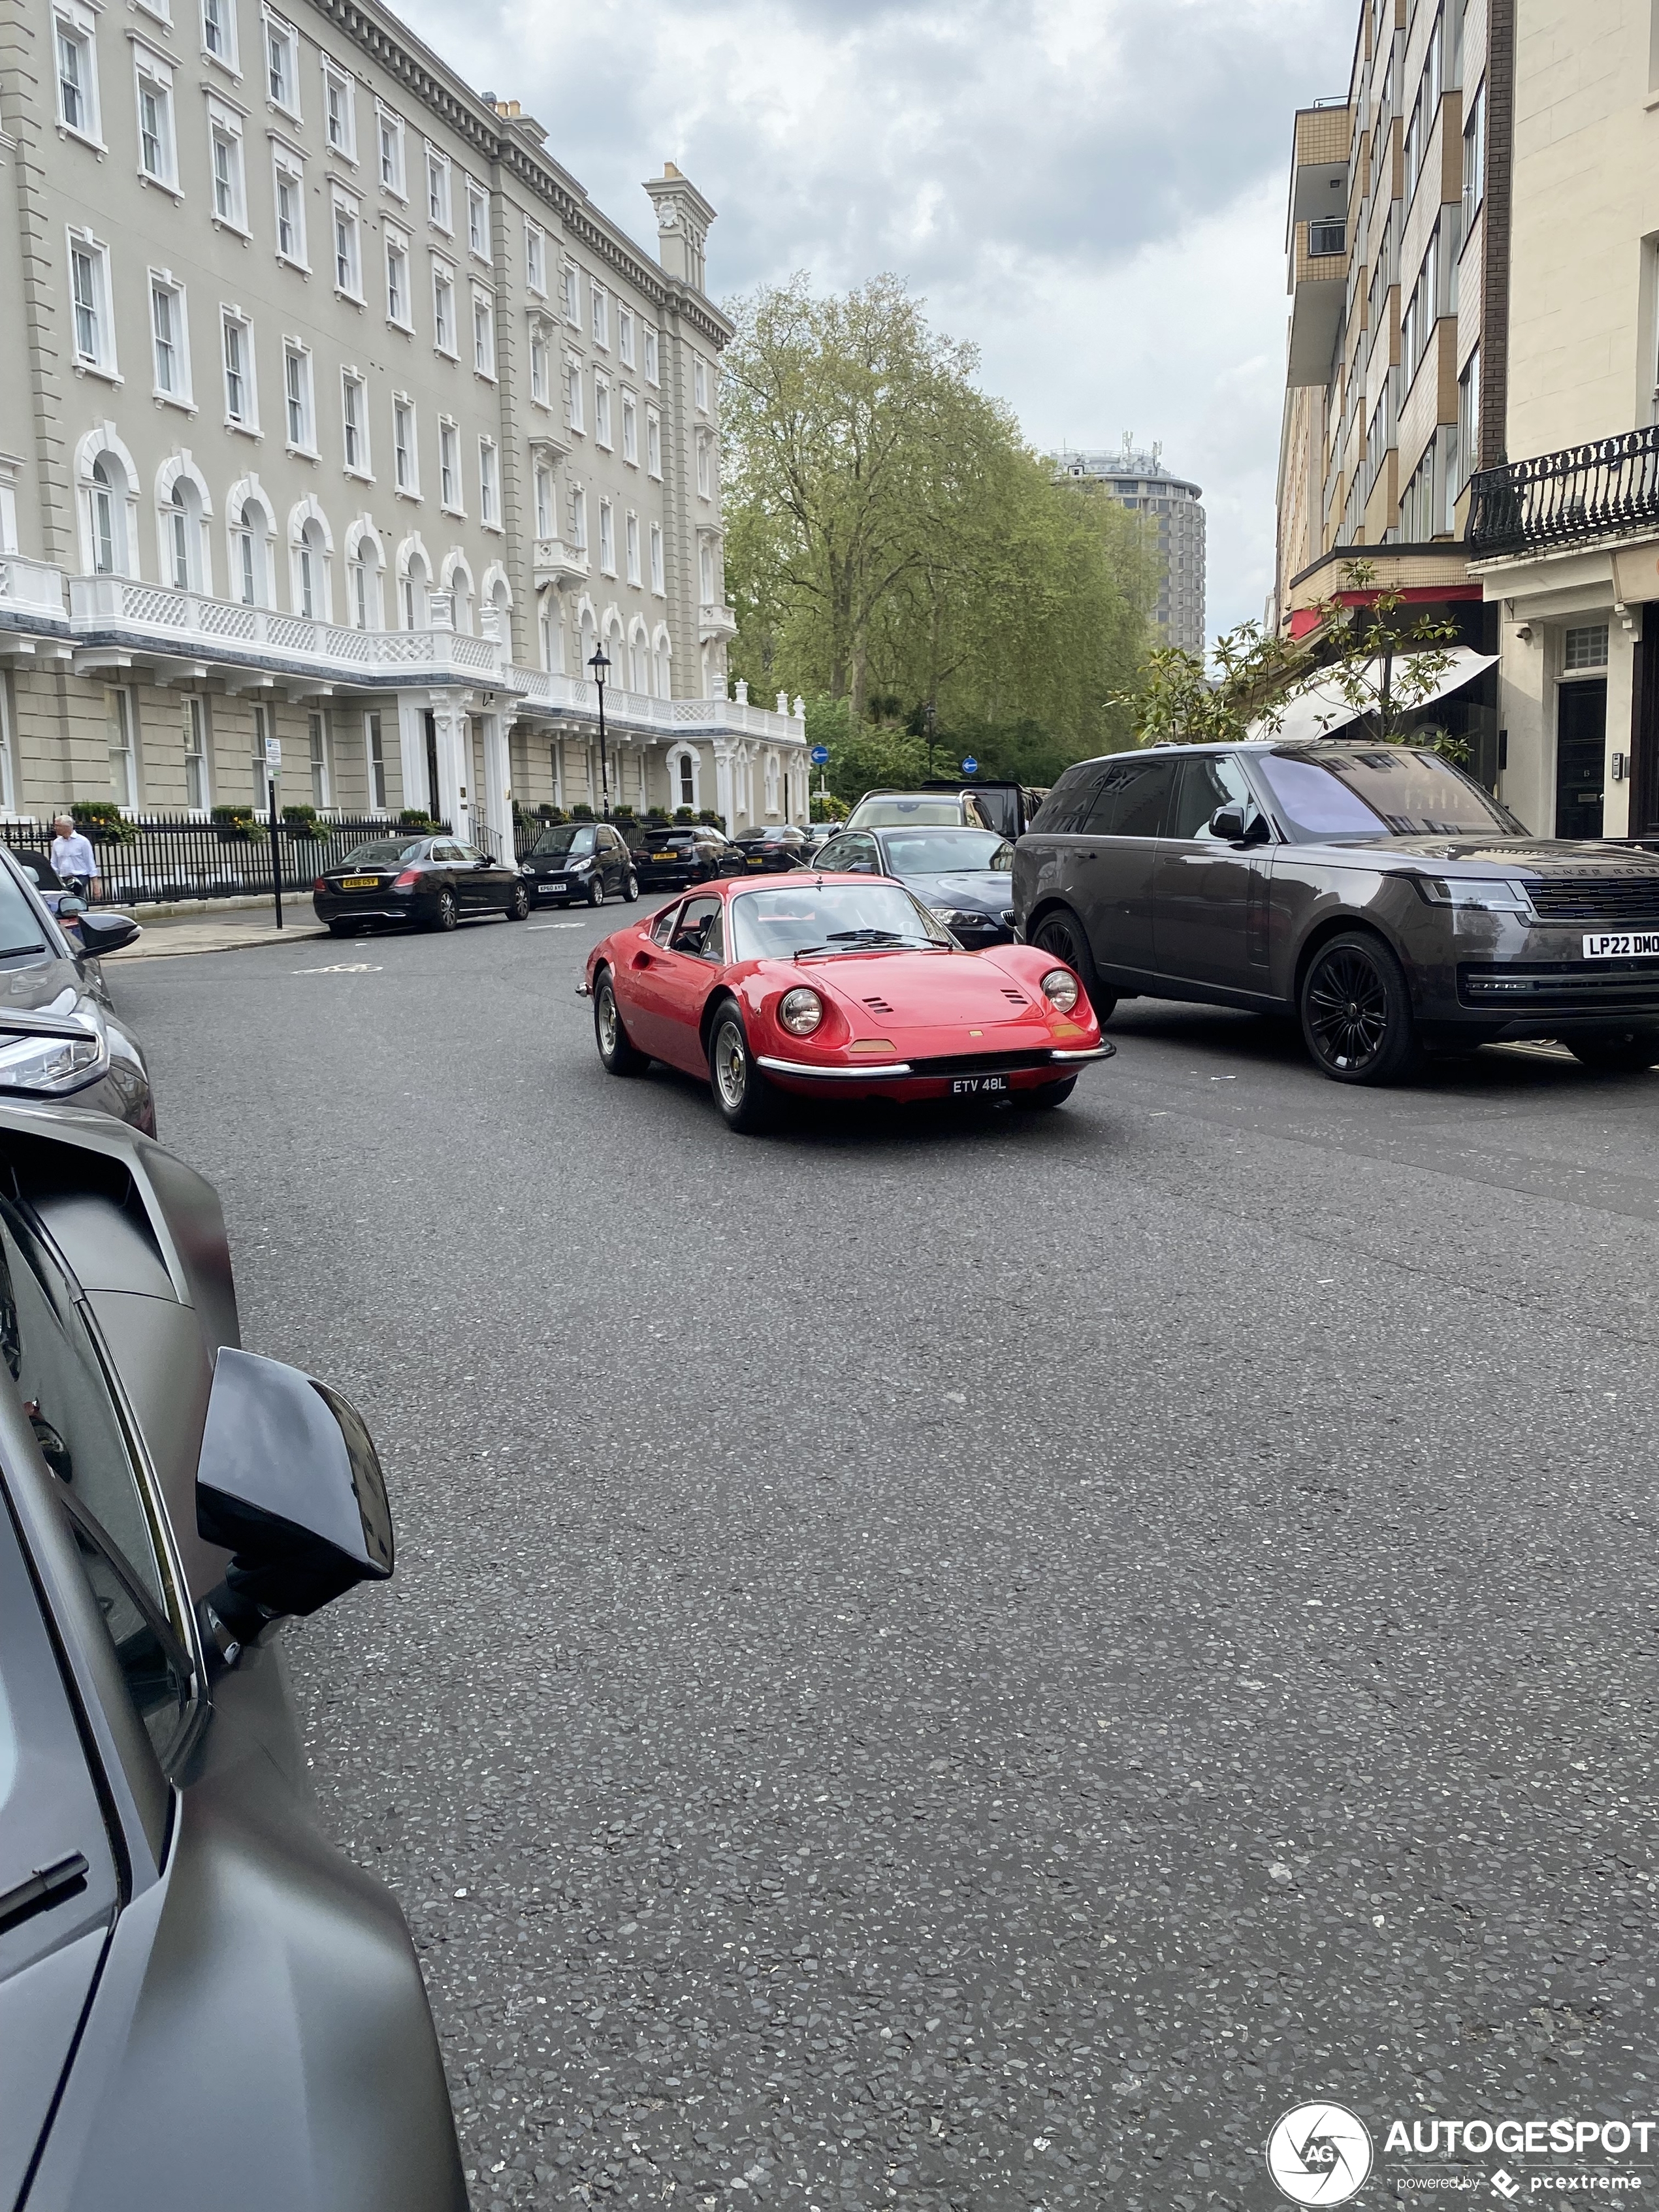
xmin=70 ymin=798 xmax=137 ymax=844
xmin=571 ymin=803 xmax=595 ymax=820
xmin=398 ymin=809 xmax=439 ymax=833
xmin=698 ymin=809 xmax=726 ymax=831
xmin=210 ymin=804 xmax=262 ymax=842
xmin=281 ymin=804 xmax=323 ymax=839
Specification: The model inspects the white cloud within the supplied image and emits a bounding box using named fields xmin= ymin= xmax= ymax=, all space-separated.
xmin=396 ymin=0 xmax=1355 ymax=637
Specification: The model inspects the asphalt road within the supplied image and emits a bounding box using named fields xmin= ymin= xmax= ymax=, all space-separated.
xmin=114 ymin=906 xmax=1659 ymax=2211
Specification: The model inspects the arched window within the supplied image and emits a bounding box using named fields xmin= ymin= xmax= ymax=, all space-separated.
xmin=764 ymin=752 xmax=779 ymax=814
xmin=297 ymin=516 xmax=329 ymax=619
xmin=348 ymin=528 xmax=384 ymax=630
xmin=652 ymin=630 xmax=671 ymax=699
xmin=230 ymin=498 xmax=268 ymax=606
xmin=400 ymin=545 xmax=429 ymax=630
xmin=628 ymin=626 xmax=647 ymax=693
xmin=445 ymin=554 xmax=474 ymax=635
xmin=90 ymin=454 xmax=126 ymax=575
xmin=167 ymin=481 xmax=198 ymax=589
xmin=487 ymin=571 xmax=511 ymax=652
xmin=579 ymin=604 xmax=597 ymax=673
xmin=679 ymin=751 xmax=696 ymax=808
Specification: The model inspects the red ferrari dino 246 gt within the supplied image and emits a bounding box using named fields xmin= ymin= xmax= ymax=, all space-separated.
xmin=579 ymin=873 xmax=1114 ymax=1131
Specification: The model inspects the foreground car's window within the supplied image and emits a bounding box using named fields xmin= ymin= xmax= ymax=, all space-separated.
xmin=669 ymin=897 xmax=724 ymax=960
xmin=731 ymin=885 xmax=951 ymax=960
xmin=0 ymin=1202 xmax=195 ymax=1764
xmin=340 ymin=840 xmax=424 ymax=869
xmin=880 ymin=832 xmax=1012 ymax=874
xmin=0 ymin=867 xmax=49 ymax=963
xmin=1257 ymin=749 xmax=1521 ymax=839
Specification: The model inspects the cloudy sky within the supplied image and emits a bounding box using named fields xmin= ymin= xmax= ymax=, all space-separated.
xmin=400 ymin=0 xmax=1355 ymax=642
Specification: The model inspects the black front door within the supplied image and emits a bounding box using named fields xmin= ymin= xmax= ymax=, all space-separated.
xmin=1556 ymin=680 xmax=1607 ymax=839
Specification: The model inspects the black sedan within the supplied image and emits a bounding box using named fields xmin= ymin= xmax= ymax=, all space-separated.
xmin=0 ymin=1098 xmax=464 ymax=2209
xmin=630 ymin=822 xmax=743 ymax=891
xmin=523 ymin=821 xmax=638 ymax=908
xmin=732 ymin=824 xmax=809 ymax=873
xmin=314 ymin=835 xmax=530 ymax=934
xmin=813 ymin=824 xmax=1018 ymax=944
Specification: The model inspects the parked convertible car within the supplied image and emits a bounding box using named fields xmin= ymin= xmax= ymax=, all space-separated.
xmin=1014 ymin=737 xmax=1659 ymax=1082
xmin=314 ymin=833 xmax=530 ymax=933
xmin=523 ymin=820 xmax=638 ymax=908
xmin=0 ymin=847 xmax=151 ymax=1130
xmin=581 ymin=874 xmax=1112 ymax=1130
xmin=813 ymin=825 xmax=1017 ymax=945
xmin=0 ymin=1099 xmax=465 ymax=2209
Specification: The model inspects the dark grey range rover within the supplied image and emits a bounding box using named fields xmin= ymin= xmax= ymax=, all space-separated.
xmin=1013 ymin=739 xmax=1659 ymax=1082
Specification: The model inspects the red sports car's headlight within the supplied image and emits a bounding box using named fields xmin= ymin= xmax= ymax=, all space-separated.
xmin=1040 ymin=968 xmax=1080 ymax=1012
xmin=779 ymin=987 xmax=824 ymax=1036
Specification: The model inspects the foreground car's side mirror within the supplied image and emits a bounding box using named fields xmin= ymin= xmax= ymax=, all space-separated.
xmin=75 ymin=910 xmax=141 ymax=952
xmin=197 ymin=1347 xmax=393 ymax=1648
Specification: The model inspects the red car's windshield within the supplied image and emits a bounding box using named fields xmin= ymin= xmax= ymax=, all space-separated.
xmin=730 ymin=883 xmax=952 ymax=960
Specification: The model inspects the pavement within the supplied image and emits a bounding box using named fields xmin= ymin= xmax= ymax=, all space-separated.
xmin=112 ymin=910 xmax=1659 ymax=2211
xmin=103 ymin=907 xmax=328 ymax=959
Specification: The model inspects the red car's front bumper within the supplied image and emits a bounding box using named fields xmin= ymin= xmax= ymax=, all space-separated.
xmin=754 ymin=1042 xmax=1113 ymax=1101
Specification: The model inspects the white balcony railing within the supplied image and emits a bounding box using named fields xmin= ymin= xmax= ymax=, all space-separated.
xmin=69 ymin=573 xmax=507 ymax=680
xmin=0 ymin=553 xmax=69 ymax=618
xmin=3 ymin=561 xmax=806 ymax=741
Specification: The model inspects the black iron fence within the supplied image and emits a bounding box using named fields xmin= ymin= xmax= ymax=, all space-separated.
xmin=5 ymin=812 xmax=407 ymax=904
xmin=1468 ymin=426 xmax=1659 ymax=559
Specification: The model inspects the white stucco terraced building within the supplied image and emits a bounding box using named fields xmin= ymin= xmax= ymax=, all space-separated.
xmin=0 ymin=0 xmax=805 ymax=846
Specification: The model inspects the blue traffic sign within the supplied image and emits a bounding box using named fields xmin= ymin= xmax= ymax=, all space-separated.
xmin=961 ymin=755 xmax=978 ymax=775
xmin=810 ymin=743 xmax=830 ymax=766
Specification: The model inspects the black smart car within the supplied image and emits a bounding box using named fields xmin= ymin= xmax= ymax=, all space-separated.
xmin=0 ymin=1098 xmax=464 ymax=2209
xmin=1014 ymin=738 xmax=1659 ymax=1082
xmin=314 ymin=834 xmax=530 ymax=933
xmin=523 ymin=821 xmax=639 ymax=907
xmin=628 ymin=822 xmax=741 ymax=892
xmin=813 ymin=824 xmax=1018 ymax=944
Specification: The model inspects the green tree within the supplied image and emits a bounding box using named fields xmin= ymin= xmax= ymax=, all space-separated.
xmin=1122 ymin=561 xmax=1462 ymax=754
xmin=722 ymin=275 xmax=1154 ymax=758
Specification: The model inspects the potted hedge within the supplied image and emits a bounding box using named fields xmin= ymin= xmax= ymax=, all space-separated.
xmin=571 ymin=803 xmax=595 ymax=821
xmin=536 ymin=803 xmax=568 ymax=824
xmin=281 ymin=803 xmax=323 ymax=840
xmin=698 ymin=809 xmax=726 ymax=831
xmin=210 ymin=804 xmax=262 ymax=842
xmin=70 ymin=799 xmax=136 ymax=846
xmin=398 ymin=809 xmax=439 ymax=833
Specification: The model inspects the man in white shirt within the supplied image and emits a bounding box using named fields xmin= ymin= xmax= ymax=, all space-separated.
xmin=48 ymin=816 xmax=100 ymax=899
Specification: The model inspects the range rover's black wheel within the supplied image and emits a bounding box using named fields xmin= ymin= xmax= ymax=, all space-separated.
xmin=1566 ymin=1028 xmax=1659 ymax=1072
xmin=1031 ymin=910 xmax=1115 ymax=1023
xmin=1300 ymin=931 xmax=1421 ymax=1084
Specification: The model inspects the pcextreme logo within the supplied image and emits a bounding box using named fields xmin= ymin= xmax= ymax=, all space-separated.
xmin=1266 ymin=2102 xmax=1376 ymax=2205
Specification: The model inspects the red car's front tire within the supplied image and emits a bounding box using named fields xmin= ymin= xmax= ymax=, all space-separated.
xmin=708 ymin=1006 xmax=779 ymax=1133
xmin=594 ymin=970 xmax=649 ymax=1076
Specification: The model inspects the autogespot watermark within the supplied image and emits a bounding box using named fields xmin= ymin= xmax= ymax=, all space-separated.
xmin=1264 ymin=2104 xmax=1656 ymax=2205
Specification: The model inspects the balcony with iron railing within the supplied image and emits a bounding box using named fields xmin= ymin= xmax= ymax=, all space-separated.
xmin=1468 ymin=427 xmax=1659 ymax=561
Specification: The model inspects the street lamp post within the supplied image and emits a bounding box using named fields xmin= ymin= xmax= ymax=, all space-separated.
xmin=588 ymin=645 xmax=611 ymax=818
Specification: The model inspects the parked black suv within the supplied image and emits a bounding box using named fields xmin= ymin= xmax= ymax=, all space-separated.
xmin=1014 ymin=739 xmax=1659 ymax=1082
xmin=628 ymin=822 xmax=743 ymax=891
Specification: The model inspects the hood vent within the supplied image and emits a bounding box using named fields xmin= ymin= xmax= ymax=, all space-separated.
xmin=863 ymin=995 xmax=895 ymax=1016
xmin=1002 ymin=988 xmax=1028 ymax=1006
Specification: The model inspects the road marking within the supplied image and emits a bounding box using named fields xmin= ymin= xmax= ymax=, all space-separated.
xmin=293 ymin=961 xmax=383 ymax=973
xmin=528 ymin=922 xmax=587 ymax=931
